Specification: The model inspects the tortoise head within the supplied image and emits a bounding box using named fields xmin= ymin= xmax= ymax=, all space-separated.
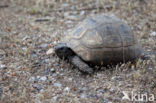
xmin=55 ymin=43 xmax=75 ymax=60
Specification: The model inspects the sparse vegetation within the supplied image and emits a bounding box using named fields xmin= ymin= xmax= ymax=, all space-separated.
xmin=0 ymin=0 xmax=156 ymax=103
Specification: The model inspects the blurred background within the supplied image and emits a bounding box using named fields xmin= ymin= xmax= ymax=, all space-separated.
xmin=0 ymin=0 xmax=156 ymax=103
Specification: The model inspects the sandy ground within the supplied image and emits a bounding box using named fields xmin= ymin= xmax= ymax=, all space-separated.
xmin=0 ymin=0 xmax=156 ymax=103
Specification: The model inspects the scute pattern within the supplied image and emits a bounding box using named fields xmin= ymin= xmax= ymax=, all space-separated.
xmin=81 ymin=30 xmax=103 ymax=47
xmin=117 ymin=24 xmax=135 ymax=46
xmin=64 ymin=14 xmax=142 ymax=62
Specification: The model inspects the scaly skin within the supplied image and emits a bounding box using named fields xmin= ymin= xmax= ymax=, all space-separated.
xmin=70 ymin=56 xmax=93 ymax=74
xmin=55 ymin=43 xmax=94 ymax=74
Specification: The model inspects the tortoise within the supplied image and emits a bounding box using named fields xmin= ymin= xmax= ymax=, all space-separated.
xmin=55 ymin=14 xmax=144 ymax=74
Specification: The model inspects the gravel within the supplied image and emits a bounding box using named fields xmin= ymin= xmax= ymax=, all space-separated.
xmin=0 ymin=64 xmax=7 ymax=70
xmin=39 ymin=43 xmax=48 ymax=49
xmin=39 ymin=76 xmax=47 ymax=82
xmin=46 ymin=48 xmax=54 ymax=55
xmin=33 ymin=84 xmax=42 ymax=91
xmin=54 ymin=83 xmax=62 ymax=88
xmin=0 ymin=0 xmax=155 ymax=103
xmin=150 ymin=31 xmax=156 ymax=37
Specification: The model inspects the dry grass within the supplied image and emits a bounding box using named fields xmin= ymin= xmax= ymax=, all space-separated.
xmin=0 ymin=0 xmax=156 ymax=103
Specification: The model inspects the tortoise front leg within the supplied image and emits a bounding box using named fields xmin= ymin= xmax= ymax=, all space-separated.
xmin=70 ymin=56 xmax=94 ymax=74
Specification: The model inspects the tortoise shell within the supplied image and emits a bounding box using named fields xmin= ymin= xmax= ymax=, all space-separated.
xmin=62 ymin=14 xmax=142 ymax=65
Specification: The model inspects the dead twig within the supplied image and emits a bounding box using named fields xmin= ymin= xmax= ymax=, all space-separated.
xmin=0 ymin=5 xmax=9 ymax=8
xmin=49 ymin=6 xmax=113 ymax=12
xmin=35 ymin=18 xmax=51 ymax=22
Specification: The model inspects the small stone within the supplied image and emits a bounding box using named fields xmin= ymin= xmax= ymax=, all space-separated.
xmin=65 ymin=20 xmax=73 ymax=24
xmin=80 ymin=11 xmax=85 ymax=15
xmin=50 ymin=68 xmax=55 ymax=72
xmin=33 ymin=84 xmax=42 ymax=91
xmin=39 ymin=76 xmax=47 ymax=82
xmin=64 ymin=12 xmax=70 ymax=17
xmin=30 ymin=54 xmax=37 ymax=58
xmin=46 ymin=48 xmax=54 ymax=55
xmin=53 ymin=63 xmax=59 ymax=67
xmin=54 ymin=83 xmax=62 ymax=88
xmin=40 ymin=43 xmax=48 ymax=49
xmin=111 ymin=76 xmax=123 ymax=80
xmin=150 ymin=31 xmax=156 ymax=36
xmin=62 ymin=3 xmax=69 ymax=7
xmin=0 ymin=49 xmax=5 ymax=55
xmin=64 ymin=87 xmax=70 ymax=92
xmin=44 ymin=59 xmax=49 ymax=63
xmin=0 ymin=64 xmax=7 ymax=69
xmin=22 ymin=36 xmax=29 ymax=41
xmin=28 ymin=77 xmax=36 ymax=82
xmin=109 ymin=88 xmax=115 ymax=93
xmin=53 ymin=96 xmax=58 ymax=101
xmin=66 ymin=15 xmax=78 ymax=20
xmin=52 ymin=73 xmax=57 ymax=77
xmin=80 ymin=93 xmax=87 ymax=99
xmin=82 ymin=87 xmax=88 ymax=91
xmin=37 ymin=76 xmax=40 ymax=79
xmin=111 ymin=76 xmax=116 ymax=80
xmin=68 ymin=78 xmax=72 ymax=81
xmin=22 ymin=47 xmax=27 ymax=50
xmin=89 ymin=94 xmax=98 ymax=98
xmin=32 ymin=60 xmax=41 ymax=67
xmin=119 ymin=81 xmax=124 ymax=86
xmin=53 ymin=41 xmax=57 ymax=45
xmin=44 ymin=69 xmax=50 ymax=75
xmin=126 ymin=84 xmax=133 ymax=88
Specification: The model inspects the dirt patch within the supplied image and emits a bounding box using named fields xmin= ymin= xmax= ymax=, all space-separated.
xmin=0 ymin=0 xmax=156 ymax=103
